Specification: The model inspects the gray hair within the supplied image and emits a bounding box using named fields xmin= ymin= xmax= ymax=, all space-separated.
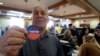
xmin=32 ymin=5 xmax=48 ymax=13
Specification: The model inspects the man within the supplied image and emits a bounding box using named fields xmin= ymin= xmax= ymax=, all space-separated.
xmin=0 ymin=6 xmax=64 ymax=56
xmin=95 ymin=25 xmax=100 ymax=44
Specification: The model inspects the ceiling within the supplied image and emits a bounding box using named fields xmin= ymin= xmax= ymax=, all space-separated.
xmin=0 ymin=0 xmax=99 ymax=19
xmin=0 ymin=0 xmax=62 ymax=12
xmin=87 ymin=0 xmax=100 ymax=13
xmin=50 ymin=4 xmax=86 ymax=16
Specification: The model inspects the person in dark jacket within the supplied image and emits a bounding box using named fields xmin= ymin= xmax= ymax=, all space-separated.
xmin=95 ymin=25 xmax=100 ymax=44
xmin=0 ymin=6 xmax=65 ymax=56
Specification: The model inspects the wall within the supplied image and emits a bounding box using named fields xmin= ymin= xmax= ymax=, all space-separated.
xmin=0 ymin=16 xmax=30 ymax=31
xmin=24 ymin=19 xmax=32 ymax=27
xmin=60 ymin=19 xmax=71 ymax=27
xmin=73 ymin=18 xmax=99 ymax=28
xmin=0 ymin=17 xmax=10 ymax=31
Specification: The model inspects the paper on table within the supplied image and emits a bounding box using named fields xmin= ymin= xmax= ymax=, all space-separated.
xmin=60 ymin=40 xmax=69 ymax=43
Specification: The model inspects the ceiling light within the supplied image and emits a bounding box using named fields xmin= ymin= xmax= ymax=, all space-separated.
xmin=0 ymin=2 xmax=3 ymax=5
xmin=37 ymin=0 xmax=40 ymax=2
xmin=82 ymin=10 xmax=86 ymax=12
xmin=24 ymin=0 xmax=28 ymax=3
xmin=7 ymin=11 xmax=24 ymax=17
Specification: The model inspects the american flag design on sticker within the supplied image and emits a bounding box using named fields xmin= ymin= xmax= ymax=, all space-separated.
xmin=27 ymin=25 xmax=41 ymax=40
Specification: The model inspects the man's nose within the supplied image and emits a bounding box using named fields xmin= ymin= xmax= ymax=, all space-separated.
xmin=38 ymin=13 xmax=42 ymax=17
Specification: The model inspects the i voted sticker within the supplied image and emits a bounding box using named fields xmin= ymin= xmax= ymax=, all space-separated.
xmin=27 ymin=25 xmax=41 ymax=40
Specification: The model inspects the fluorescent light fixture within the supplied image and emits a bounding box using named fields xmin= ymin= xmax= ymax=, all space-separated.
xmin=23 ymin=14 xmax=32 ymax=18
xmin=48 ymin=9 xmax=53 ymax=13
xmin=54 ymin=18 xmax=59 ymax=20
xmin=0 ymin=2 xmax=3 ymax=5
xmin=7 ymin=11 xmax=24 ymax=17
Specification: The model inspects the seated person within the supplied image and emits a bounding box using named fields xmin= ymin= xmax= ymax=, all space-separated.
xmin=79 ymin=33 xmax=100 ymax=56
xmin=62 ymin=30 xmax=78 ymax=48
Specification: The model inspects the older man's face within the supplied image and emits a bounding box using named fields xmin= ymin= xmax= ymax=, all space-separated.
xmin=33 ymin=6 xmax=48 ymax=28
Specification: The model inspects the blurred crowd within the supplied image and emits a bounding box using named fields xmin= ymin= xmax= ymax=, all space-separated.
xmin=47 ymin=23 xmax=100 ymax=56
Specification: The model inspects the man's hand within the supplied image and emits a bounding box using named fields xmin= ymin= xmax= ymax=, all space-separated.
xmin=0 ymin=26 xmax=28 ymax=56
